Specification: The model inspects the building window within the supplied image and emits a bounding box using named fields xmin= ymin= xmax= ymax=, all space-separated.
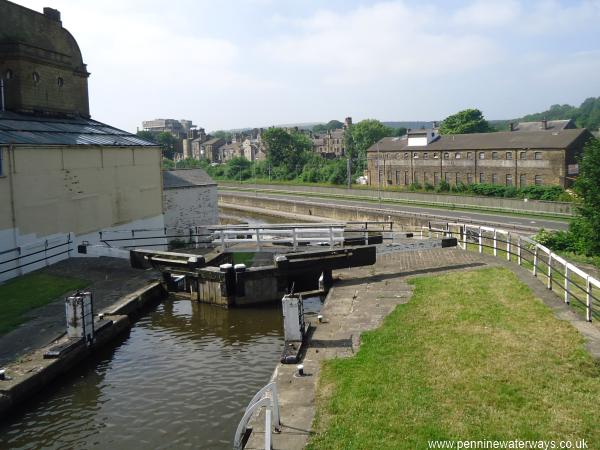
xmin=506 ymin=174 xmax=513 ymax=186
xmin=424 ymin=172 xmax=429 ymax=183
xmin=433 ymin=152 xmax=439 ymax=159
xmin=424 ymin=152 xmax=429 ymax=159
xmin=534 ymin=175 xmax=543 ymax=185
xmin=5 ymin=69 xmax=12 ymax=80
xmin=520 ymin=174 xmax=527 ymax=187
xmin=506 ymin=152 xmax=512 ymax=160
xmin=479 ymin=173 xmax=485 ymax=183
xmin=492 ymin=152 xmax=499 ymax=160
xmin=456 ymin=173 xmax=460 ymax=184
xmin=413 ymin=152 xmax=418 ymax=159
xmin=413 ymin=172 xmax=419 ymax=184
xmin=467 ymin=152 xmax=473 ymax=159
xmin=32 ymin=72 xmax=40 ymax=83
xmin=455 ymin=152 xmax=461 ymax=159
xmin=57 ymin=77 xmax=64 ymax=87
xmin=492 ymin=173 xmax=498 ymax=184
xmin=444 ymin=152 xmax=450 ymax=159
xmin=404 ymin=171 xmax=409 ymax=185
xmin=396 ymin=171 xmax=401 ymax=185
xmin=467 ymin=173 xmax=474 ymax=184
xmin=520 ymin=151 xmax=527 ymax=160
xmin=434 ymin=173 xmax=440 ymax=185
xmin=444 ymin=172 xmax=450 ymax=182
xmin=404 ymin=152 xmax=409 ymax=159
xmin=479 ymin=152 xmax=485 ymax=160
xmin=534 ymin=152 xmax=542 ymax=160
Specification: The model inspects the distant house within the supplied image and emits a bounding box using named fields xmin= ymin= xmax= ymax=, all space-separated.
xmin=311 ymin=117 xmax=352 ymax=158
xmin=219 ymin=141 xmax=243 ymax=162
xmin=162 ymin=169 xmax=219 ymax=235
xmin=199 ymin=138 xmax=225 ymax=162
xmin=366 ymin=127 xmax=594 ymax=189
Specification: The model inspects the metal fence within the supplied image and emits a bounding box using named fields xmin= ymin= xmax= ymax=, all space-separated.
xmin=425 ymin=222 xmax=600 ymax=322
xmin=234 ymin=382 xmax=280 ymax=450
xmin=0 ymin=233 xmax=74 ymax=283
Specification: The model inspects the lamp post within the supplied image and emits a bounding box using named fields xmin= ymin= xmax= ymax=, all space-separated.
xmin=376 ymin=141 xmax=382 ymax=207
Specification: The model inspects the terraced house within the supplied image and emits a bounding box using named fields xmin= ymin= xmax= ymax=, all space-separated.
xmin=366 ymin=125 xmax=594 ymax=189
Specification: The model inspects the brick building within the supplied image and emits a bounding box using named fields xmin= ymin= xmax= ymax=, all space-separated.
xmin=366 ymin=127 xmax=594 ymax=189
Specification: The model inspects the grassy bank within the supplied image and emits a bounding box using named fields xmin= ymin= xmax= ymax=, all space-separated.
xmin=0 ymin=273 xmax=88 ymax=335
xmin=307 ymin=268 xmax=600 ymax=449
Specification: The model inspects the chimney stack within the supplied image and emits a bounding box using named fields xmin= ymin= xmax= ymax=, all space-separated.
xmin=43 ymin=7 xmax=61 ymax=23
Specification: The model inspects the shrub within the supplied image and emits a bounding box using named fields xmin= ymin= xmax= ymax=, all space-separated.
xmin=436 ymin=180 xmax=450 ymax=192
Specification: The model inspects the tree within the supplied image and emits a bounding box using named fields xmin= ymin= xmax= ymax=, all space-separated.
xmin=438 ymin=109 xmax=494 ymax=135
xmin=313 ymin=120 xmax=344 ymax=134
xmin=345 ymin=119 xmax=394 ymax=175
xmin=569 ymin=137 xmax=600 ymax=255
xmin=136 ymin=130 xmax=158 ymax=143
xmin=212 ymin=130 xmax=233 ymax=142
xmin=262 ymin=128 xmax=311 ymax=176
xmin=154 ymin=132 xmax=179 ymax=160
xmin=225 ymin=156 xmax=252 ymax=181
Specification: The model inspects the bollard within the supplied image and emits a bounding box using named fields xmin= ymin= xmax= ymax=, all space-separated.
xmin=219 ymin=263 xmax=235 ymax=297
xmin=297 ymin=364 xmax=304 ymax=376
xmin=234 ymin=263 xmax=246 ymax=297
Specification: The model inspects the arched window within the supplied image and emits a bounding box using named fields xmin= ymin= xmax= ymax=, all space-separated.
xmin=32 ymin=72 xmax=40 ymax=83
xmin=5 ymin=69 xmax=13 ymax=80
xmin=57 ymin=77 xmax=64 ymax=87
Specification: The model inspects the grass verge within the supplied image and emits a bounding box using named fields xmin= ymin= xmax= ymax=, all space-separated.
xmin=307 ymin=267 xmax=600 ymax=449
xmin=0 ymin=273 xmax=89 ymax=335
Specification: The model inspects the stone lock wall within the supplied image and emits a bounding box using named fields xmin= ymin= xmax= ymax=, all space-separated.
xmin=163 ymin=185 xmax=219 ymax=234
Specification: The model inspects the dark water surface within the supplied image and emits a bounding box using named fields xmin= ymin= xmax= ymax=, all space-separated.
xmin=0 ymin=298 xmax=283 ymax=449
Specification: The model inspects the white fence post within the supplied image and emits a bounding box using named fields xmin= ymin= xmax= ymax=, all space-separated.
xmin=256 ymin=227 xmax=261 ymax=250
xmin=478 ymin=227 xmax=483 ymax=254
xmin=547 ymin=253 xmax=553 ymax=290
xmin=564 ymin=263 xmax=570 ymax=305
xmin=264 ymin=408 xmax=272 ymax=450
xmin=462 ymin=225 xmax=467 ymax=250
xmin=329 ymin=226 xmax=334 ymax=249
xmin=292 ymin=228 xmax=298 ymax=251
xmin=493 ymin=229 xmax=497 ymax=256
xmin=586 ymin=277 xmax=592 ymax=322
xmin=506 ymin=233 xmax=511 ymax=261
xmin=517 ymin=236 xmax=522 ymax=266
xmin=533 ymin=246 xmax=538 ymax=277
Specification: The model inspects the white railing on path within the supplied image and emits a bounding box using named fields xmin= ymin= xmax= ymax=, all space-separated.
xmin=425 ymin=222 xmax=600 ymax=323
xmin=233 ymin=382 xmax=280 ymax=450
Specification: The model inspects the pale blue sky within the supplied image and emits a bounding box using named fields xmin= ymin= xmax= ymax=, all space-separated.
xmin=16 ymin=0 xmax=600 ymax=132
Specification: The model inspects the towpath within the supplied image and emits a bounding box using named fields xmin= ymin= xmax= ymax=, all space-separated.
xmin=245 ymin=247 xmax=600 ymax=450
xmin=0 ymin=257 xmax=159 ymax=366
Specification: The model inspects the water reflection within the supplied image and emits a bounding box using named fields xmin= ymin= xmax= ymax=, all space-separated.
xmin=0 ymin=297 xmax=283 ymax=449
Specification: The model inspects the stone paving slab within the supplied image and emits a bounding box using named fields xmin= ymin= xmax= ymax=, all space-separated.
xmin=0 ymin=257 xmax=159 ymax=366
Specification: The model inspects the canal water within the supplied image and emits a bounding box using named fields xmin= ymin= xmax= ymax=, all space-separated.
xmin=0 ymin=209 xmax=309 ymax=449
xmin=0 ymin=298 xmax=283 ymax=449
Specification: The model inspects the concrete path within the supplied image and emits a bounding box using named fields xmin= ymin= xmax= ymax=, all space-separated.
xmin=245 ymin=247 xmax=600 ymax=450
xmin=0 ymin=257 xmax=159 ymax=366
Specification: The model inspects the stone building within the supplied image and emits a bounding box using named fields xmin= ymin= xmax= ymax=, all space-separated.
xmin=195 ymin=137 xmax=224 ymax=162
xmin=511 ymin=119 xmax=575 ymax=132
xmin=0 ymin=0 xmax=164 ymax=273
xmin=162 ymin=169 xmax=218 ymax=235
xmin=311 ymin=117 xmax=352 ymax=158
xmin=219 ymin=141 xmax=243 ymax=162
xmin=142 ymin=118 xmax=197 ymax=140
xmin=366 ymin=127 xmax=594 ymax=189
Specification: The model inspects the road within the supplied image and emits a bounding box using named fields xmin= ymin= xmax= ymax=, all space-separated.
xmin=219 ymin=188 xmax=569 ymax=232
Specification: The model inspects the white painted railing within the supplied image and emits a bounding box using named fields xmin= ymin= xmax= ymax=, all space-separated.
xmin=234 ymin=382 xmax=281 ymax=450
xmin=426 ymin=222 xmax=600 ymax=323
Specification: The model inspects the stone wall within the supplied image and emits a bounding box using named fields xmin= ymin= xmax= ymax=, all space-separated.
xmin=163 ymin=184 xmax=219 ymax=234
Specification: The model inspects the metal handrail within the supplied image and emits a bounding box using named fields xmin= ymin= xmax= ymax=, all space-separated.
xmin=426 ymin=223 xmax=600 ymax=322
xmin=233 ymin=382 xmax=280 ymax=450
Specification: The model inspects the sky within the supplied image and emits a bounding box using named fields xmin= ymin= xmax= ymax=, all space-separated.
xmin=15 ymin=0 xmax=600 ymax=132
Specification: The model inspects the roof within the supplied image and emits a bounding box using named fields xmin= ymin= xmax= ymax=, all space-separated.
xmin=201 ymin=138 xmax=223 ymax=146
xmin=515 ymin=119 xmax=574 ymax=132
xmin=162 ymin=168 xmax=216 ymax=189
xmin=0 ymin=111 xmax=158 ymax=146
xmin=367 ymin=129 xmax=590 ymax=152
